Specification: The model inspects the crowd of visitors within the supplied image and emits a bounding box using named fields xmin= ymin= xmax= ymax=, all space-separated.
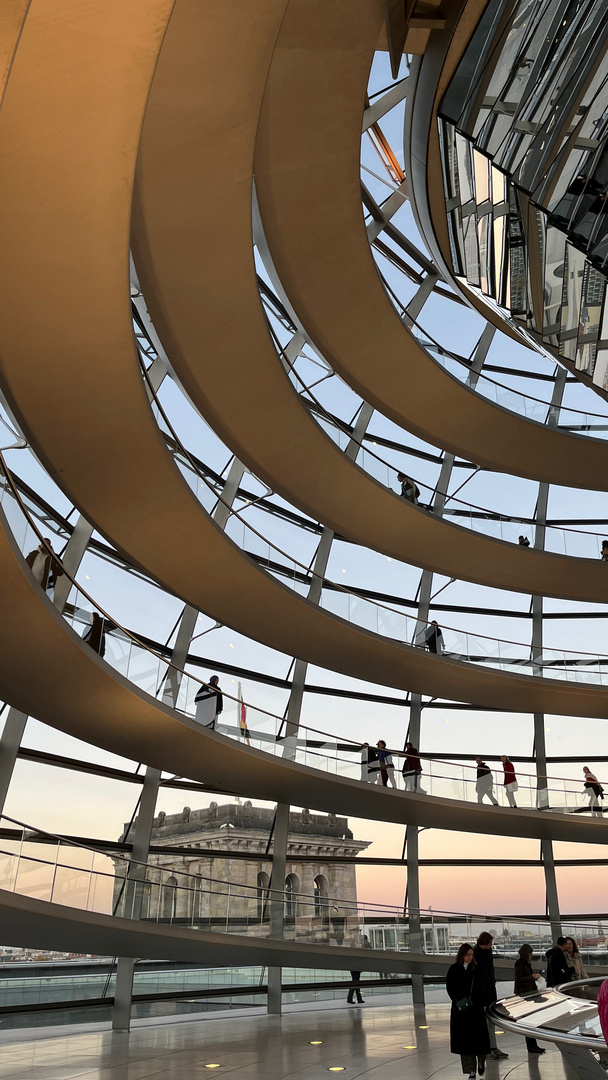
xmin=18 ymin=539 xmax=607 ymax=822
xmin=358 ymin=746 xmax=603 ymax=814
xmin=361 ymin=741 xmax=425 ymax=791
xmin=447 ymin=931 xmax=594 ymax=1073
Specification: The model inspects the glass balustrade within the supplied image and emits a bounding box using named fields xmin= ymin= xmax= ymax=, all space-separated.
xmin=1 ymin=457 xmax=608 ymax=817
xmin=281 ymin=346 xmax=608 ymax=560
xmin=2 ymin=815 xmax=607 ymax=953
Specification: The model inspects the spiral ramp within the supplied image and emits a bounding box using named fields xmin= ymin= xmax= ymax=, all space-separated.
xmin=0 ymin=0 xmax=607 ymax=1006
xmin=132 ymin=0 xmax=608 ymax=605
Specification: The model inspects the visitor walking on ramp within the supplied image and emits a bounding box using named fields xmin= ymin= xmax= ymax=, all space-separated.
xmin=475 ymin=759 xmax=498 ymax=805
xmin=195 ymin=674 xmax=223 ymax=729
xmin=501 ymin=756 xmax=518 ymax=807
xmin=403 ymin=741 xmax=425 ymax=792
xmin=583 ymin=766 xmax=604 ymax=817
xmin=376 ymin=740 xmax=397 ymax=788
xmin=424 ymin=620 xmax=443 ymax=654
xmin=397 ymin=472 xmax=420 ymax=504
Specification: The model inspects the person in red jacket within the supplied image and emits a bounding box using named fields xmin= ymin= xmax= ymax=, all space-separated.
xmin=501 ymin=756 xmax=518 ymax=808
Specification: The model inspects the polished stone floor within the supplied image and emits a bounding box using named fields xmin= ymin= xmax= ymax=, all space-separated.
xmin=0 ymin=999 xmax=575 ymax=1080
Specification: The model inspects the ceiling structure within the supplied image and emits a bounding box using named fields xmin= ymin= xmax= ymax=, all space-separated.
xmin=0 ymin=0 xmax=607 ymax=1031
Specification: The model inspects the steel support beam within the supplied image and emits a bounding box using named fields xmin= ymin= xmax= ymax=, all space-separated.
xmin=112 ymin=459 xmax=243 ymax=1030
xmin=405 ymin=334 xmax=491 ymax=1005
xmin=266 ymin=401 xmax=372 ymax=1015
xmin=532 ymin=368 xmax=566 ymax=935
xmin=267 ymin=801 xmax=290 ymax=1016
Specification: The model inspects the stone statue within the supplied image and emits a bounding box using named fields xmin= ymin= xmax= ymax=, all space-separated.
xmin=302 ymin=808 xmax=312 ymax=824
xmin=182 ymin=806 xmax=191 ymax=822
xmin=156 ymin=811 xmax=166 ymax=827
xmin=243 ymin=800 xmax=253 ymax=815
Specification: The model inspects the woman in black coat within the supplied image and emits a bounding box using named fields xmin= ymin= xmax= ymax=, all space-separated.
xmin=447 ymin=943 xmax=491 ymax=1078
xmin=514 ymin=944 xmax=545 ymax=1054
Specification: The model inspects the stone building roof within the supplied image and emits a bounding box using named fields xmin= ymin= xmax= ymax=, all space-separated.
xmin=120 ymin=801 xmax=356 ymax=843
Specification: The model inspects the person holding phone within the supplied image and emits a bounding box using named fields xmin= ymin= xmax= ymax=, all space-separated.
xmin=514 ymin=944 xmax=546 ymax=1054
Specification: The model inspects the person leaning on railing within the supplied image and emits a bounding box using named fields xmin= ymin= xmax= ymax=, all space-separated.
xmin=513 ymin=944 xmax=545 ymax=1054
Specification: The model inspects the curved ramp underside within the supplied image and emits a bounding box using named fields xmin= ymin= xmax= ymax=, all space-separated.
xmin=253 ymin=0 xmax=608 ymax=492
xmin=0 ymin=888 xmax=515 ymax=977
xmin=3 ymin=510 xmax=608 ymax=844
xmin=132 ymin=0 xmax=608 ymax=605
xmin=0 ymin=4 xmax=608 ymax=723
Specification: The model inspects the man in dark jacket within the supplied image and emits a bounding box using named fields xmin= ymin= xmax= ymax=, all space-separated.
xmin=545 ymin=937 xmax=572 ymax=987
xmin=473 ymin=932 xmax=509 ymax=1059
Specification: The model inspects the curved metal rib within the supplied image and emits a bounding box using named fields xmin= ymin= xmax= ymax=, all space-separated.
xmin=253 ymin=0 xmax=608 ymax=490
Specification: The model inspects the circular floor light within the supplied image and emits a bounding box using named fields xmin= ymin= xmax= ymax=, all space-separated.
xmin=310 ymin=1041 xmax=323 ymax=1045
xmin=403 ymin=1045 xmax=417 ymax=1049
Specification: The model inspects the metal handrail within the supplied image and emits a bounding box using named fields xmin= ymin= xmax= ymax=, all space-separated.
xmin=141 ymin=362 xmax=608 ymax=661
xmin=3 ymin=456 xmax=608 ymax=800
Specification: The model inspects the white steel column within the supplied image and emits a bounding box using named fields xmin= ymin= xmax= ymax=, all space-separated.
xmin=112 ymin=459 xmax=245 ymax=1030
xmin=267 ymin=402 xmax=372 ymax=1015
xmin=405 ymin=327 xmax=492 ymax=1004
xmin=531 ymin=368 xmax=566 ymax=936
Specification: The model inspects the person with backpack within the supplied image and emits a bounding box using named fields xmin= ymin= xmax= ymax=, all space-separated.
xmin=583 ymin=766 xmax=604 ymax=817
xmin=397 ymin=472 xmax=420 ymax=505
